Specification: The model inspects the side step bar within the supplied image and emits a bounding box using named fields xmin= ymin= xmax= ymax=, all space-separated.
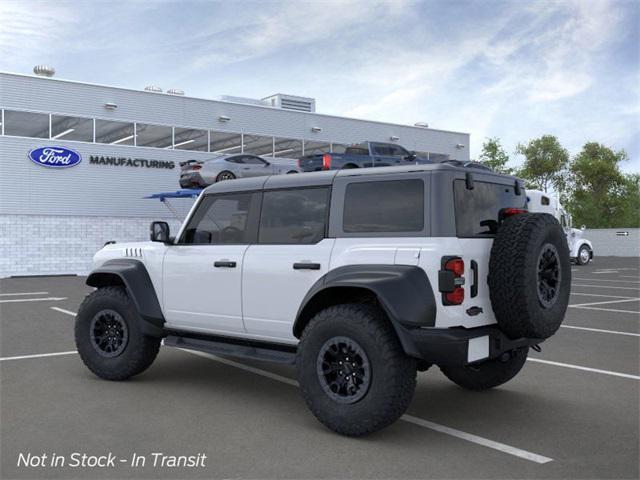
xmin=164 ymin=333 xmax=297 ymax=365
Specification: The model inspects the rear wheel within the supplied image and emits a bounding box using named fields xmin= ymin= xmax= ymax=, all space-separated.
xmin=577 ymin=245 xmax=591 ymax=265
xmin=440 ymin=348 xmax=528 ymax=390
xmin=216 ymin=171 xmax=236 ymax=182
xmin=75 ymin=287 xmax=160 ymax=380
xmin=296 ymin=304 xmax=416 ymax=436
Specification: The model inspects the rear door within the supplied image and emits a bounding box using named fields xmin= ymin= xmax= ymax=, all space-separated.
xmin=435 ymin=178 xmax=527 ymax=328
xmin=371 ymin=143 xmax=412 ymax=167
xmin=242 ymin=186 xmax=333 ymax=342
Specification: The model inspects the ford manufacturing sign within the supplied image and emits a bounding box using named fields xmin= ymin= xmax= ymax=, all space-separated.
xmin=28 ymin=146 xmax=82 ymax=168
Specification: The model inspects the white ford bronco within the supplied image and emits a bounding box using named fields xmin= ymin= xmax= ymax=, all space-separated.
xmin=76 ymin=164 xmax=570 ymax=436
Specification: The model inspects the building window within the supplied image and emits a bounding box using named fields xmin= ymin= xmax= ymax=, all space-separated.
xmin=273 ymin=137 xmax=303 ymax=158
xmin=3 ymin=110 xmax=49 ymax=138
xmin=303 ymin=140 xmax=331 ymax=155
xmin=173 ymin=127 xmax=208 ymax=151
xmin=95 ymin=119 xmax=135 ymax=145
xmin=135 ymin=123 xmax=173 ymax=148
xmin=259 ymin=188 xmax=329 ymax=244
xmin=243 ymin=134 xmax=274 ymax=156
xmin=50 ymin=114 xmax=93 ymax=142
xmin=210 ymin=131 xmax=243 ymax=154
xmin=343 ymin=180 xmax=424 ymax=233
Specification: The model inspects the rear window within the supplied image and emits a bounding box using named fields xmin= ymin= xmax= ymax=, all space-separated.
xmin=343 ymin=179 xmax=424 ymax=233
xmin=454 ymin=180 xmax=526 ymax=237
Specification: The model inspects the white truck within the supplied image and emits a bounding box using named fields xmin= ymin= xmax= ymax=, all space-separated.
xmin=75 ymin=165 xmax=571 ymax=436
xmin=527 ymin=190 xmax=593 ymax=265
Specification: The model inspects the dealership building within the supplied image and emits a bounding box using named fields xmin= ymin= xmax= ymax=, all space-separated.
xmin=0 ymin=69 xmax=470 ymax=277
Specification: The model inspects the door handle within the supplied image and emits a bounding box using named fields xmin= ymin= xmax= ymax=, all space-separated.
xmin=470 ymin=260 xmax=478 ymax=298
xmin=293 ymin=262 xmax=321 ymax=270
xmin=214 ymin=260 xmax=236 ymax=268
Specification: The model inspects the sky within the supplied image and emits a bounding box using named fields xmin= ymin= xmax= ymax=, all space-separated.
xmin=1 ymin=0 xmax=638 ymax=172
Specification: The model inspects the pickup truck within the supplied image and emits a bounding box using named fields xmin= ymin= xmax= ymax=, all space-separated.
xmin=297 ymin=141 xmax=429 ymax=171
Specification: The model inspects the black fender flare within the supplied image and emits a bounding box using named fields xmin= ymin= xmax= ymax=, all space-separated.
xmin=86 ymin=259 xmax=165 ymax=337
xmin=293 ymin=265 xmax=437 ymax=357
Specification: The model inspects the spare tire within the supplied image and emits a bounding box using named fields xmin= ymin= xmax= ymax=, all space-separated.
xmin=488 ymin=213 xmax=571 ymax=339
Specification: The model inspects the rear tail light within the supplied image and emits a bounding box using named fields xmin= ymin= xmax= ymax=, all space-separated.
xmin=500 ymin=207 xmax=527 ymax=219
xmin=297 ymin=158 xmax=302 ymax=168
xmin=439 ymin=256 xmax=465 ymax=305
xmin=192 ymin=165 xmax=202 ymax=171
xmin=322 ymin=153 xmax=332 ymax=170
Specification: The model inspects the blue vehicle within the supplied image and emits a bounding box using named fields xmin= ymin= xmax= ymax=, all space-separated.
xmin=297 ymin=141 xmax=430 ymax=171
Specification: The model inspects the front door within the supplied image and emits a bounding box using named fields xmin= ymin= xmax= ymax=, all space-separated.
xmin=163 ymin=191 xmax=260 ymax=334
xmin=242 ymin=186 xmax=333 ymax=342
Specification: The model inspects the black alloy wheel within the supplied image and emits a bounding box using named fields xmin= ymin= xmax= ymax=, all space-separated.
xmin=316 ymin=336 xmax=371 ymax=404
xmin=537 ymin=243 xmax=561 ymax=308
xmin=90 ymin=309 xmax=129 ymax=358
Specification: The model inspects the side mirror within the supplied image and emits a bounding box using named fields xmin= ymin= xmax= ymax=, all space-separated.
xmin=150 ymin=221 xmax=170 ymax=243
xmin=263 ymin=161 xmax=271 ymax=167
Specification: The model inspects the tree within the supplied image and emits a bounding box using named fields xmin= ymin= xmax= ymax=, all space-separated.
xmin=516 ymin=135 xmax=569 ymax=193
xmin=478 ymin=137 xmax=512 ymax=174
xmin=565 ymin=142 xmax=638 ymax=228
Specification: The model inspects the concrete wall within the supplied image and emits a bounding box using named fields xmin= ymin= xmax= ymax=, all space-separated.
xmin=0 ymin=214 xmax=184 ymax=277
xmin=584 ymin=228 xmax=640 ymax=257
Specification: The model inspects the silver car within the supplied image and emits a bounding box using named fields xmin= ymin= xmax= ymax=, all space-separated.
xmin=179 ymin=154 xmax=299 ymax=188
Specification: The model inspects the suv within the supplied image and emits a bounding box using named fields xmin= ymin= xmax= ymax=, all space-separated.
xmin=75 ymin=164 xmax=571 ymax=436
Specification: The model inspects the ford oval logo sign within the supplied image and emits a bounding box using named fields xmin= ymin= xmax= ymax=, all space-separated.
xmin=28 ymin=146 xmax=82 ymax=168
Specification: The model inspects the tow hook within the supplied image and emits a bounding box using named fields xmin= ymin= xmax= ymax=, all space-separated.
xmin=531 ymin=344 xmax=542 ymax=353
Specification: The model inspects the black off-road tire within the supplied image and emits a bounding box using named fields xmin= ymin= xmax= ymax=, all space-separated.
xmin=75 ymin=287 xmax=161 ymax=381
xmin=296 ymin=304 xmax=417 ymax=436
xmin=488 ymin=213 xmax=571 ymax=340
xmin=440 ymin=347 xmax=528 ymax=391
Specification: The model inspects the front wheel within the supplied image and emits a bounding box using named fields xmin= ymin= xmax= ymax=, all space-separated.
xmin=296 ymin=304 xmax=417 ymax=436
xmin=75 ymin=287 xmax=161 ymax=381
xmin=576 ymin=245 xmax=591 ymax=265
xmin=440 ymin=348 xmax=528 ymax=391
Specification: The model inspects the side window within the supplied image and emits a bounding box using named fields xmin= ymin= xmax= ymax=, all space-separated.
xmin=180 ymin=193 xmax=259 ymax=244
xmin=259 ymin=188 xmax=330 ymax=244
xmin=243 ymin=155 xmax=267 ymax=165
xmin=343 ymin=180 xmax=424 ymax=233
xmin=226 ymin=156 xmax=243 ymax=164
xmin=391 ymin=145 xmax=410 ymax=158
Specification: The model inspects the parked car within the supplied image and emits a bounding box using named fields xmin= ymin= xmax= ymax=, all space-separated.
xmin=75 ymin=164 xmax=570 ymax=436
xmin=527 ymin=190 xmax=594 ymax=265
xmin=179 ymin=154 xmax=299 ymax=188
xmin=297 ymin=141 xmax=430 ymax=171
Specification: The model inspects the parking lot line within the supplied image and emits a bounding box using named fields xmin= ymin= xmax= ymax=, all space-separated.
xmin=560 ymin=325 xmax=640 ymax=337
xmin=0 ymin=351 xmax=77 ymax=362
xmin=620 ymin=275 xmax=640 ymax=279
xmin=569 ymin=305 xmax=640 ymax=315
xmin=0 ymin=296 xmax=67 ymax=303
xmin=183 ymin=349 xmax=553 ymax=464
xmin=573 ymin=278 xmax=640 ymax=284
xmin=0 ymin=291 xmax=49 ymax=296
xmin=51 ymin=306 xmax=77 ymax=316
xmin=573 ymin=284 xmax=640 ymax=291
xmin=570 ymin=298 xmax=640 ymax=308
xmin=527 ymin=358 xmax=640 ymax=380
xmin=570 ymin=292 xmax=637 ymax=299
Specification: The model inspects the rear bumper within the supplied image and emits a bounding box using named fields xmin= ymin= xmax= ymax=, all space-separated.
xmin=179 ymin=172 xmax=206 ymax=188
xmin=398 ymin=324 xmax=543 ymax=366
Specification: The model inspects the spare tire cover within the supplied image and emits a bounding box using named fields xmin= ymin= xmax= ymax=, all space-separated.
xmin=488 ymin=213 xmax=571 ymax=339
